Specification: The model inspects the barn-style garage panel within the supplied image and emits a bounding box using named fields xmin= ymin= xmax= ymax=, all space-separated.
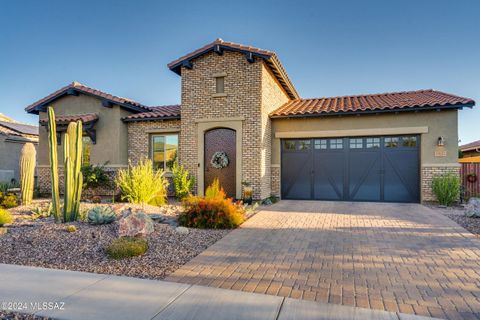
xmin=281 ymin=136 xmax=420 ymax=203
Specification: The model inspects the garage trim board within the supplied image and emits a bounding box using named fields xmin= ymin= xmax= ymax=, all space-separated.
xmin=281 ymin=135 xmax=420 ymax=203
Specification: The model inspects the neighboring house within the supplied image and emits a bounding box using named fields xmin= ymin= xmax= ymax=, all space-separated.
xmin=25 ymin=39 xmax=475 ymax=203
xmin=0 ymin=113 xmax=39 ymax=182
xmin=460 ymin=140 xmax=480 ymax=158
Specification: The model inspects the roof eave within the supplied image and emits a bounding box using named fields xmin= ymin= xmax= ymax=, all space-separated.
xmin=122 ymin=115 xmax=181 ymax=123
xmin=270 ymin=103 xmax=474 ymax=119
xmin=26 ymin=88 xmax=149 ymax=115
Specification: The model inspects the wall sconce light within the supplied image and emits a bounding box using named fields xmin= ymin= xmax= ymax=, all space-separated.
xmin=437 ymin=136 xmax=445 ymax=147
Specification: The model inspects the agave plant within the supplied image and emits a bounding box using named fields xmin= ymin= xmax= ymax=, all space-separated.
xmin=87 ymin=206 xmax=116 ymax=225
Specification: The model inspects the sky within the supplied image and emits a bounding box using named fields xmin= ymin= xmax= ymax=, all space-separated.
xmin=0 ymin=0 xmax=478 ymax=143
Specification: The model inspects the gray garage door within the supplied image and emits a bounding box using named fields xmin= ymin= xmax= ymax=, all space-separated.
xmin=281 ymin=136 xmax=420 ymax=203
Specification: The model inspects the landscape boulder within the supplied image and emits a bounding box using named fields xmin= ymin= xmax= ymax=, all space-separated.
xmin=465 ymin=197 xmax=480 ymax=218
xmin=118 ymin=209 xmax=154 ymax=237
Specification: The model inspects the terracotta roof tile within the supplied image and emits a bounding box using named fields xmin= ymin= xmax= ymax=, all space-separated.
xmin=460 ymin=139 xmax=480 ymax=151
xmin=25 ymin=82 xmax=151 ymax=114
xmin=270 ymin=89 xmax=475 ymax=117
xmin=122 ymin=105 xmax=181 ymax=121
xmin=39 ymin=113 xmax=99 ymax=125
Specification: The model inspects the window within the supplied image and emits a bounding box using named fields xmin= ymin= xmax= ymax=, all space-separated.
xmin=349 ymin=138 xmax=363 ymax=149
xmin=151 ymin=134 xmax=178 ymax=171
xmin=329 ymin=139 xmax=343 ymax=149
xmin=82 ymin=136 xmax=92 ymax=165
xmin=314 ymin=139 xmax=327 ymax=150
xmin=366 ymin=137 xmax=380 ymax=149
xmin=283 ymin=140 xmax=296 ymax=151
xmin=384 ymin=137 xmax=399 ymax=148
xmin=402 ymin=136 xmax=417 ymax=147
xmin=215 ymin=76 xmax=225 ymax=94
xmin=297 ymin=140 xmax=311 ymax=150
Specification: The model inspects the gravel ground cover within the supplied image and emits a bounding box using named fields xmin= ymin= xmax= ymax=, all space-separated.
xmin=447 ymin=214 xmax=480 ymax=236
xmin=0 ymin=200 xmax=229 ymax=280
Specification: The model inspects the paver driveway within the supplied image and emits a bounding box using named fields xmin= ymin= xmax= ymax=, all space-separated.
xmin=167 ymin=201 xmax=480 ymax=320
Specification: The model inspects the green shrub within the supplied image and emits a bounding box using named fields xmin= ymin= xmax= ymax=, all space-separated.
xmin=106 ymin=237 xmax=148 ymax=259
xmin=0 ymin=181 xmax=19 ymax=193
xmin=205 ymin=178 xmax=226 ymax=200
xmin=172 ymin=162 xmax=195 ymax=200
xmin=81 ymin=164 xmax=111 ymax=189
xmin=1 ymin=193 xmax=18 ymax=208
xmin=432 ymin=173 xmax=460 ymax=206
xmin=115 ymin=159 xmax=169 ymax=206
xmin=179 ymin=195 xmax=245 ymax=229
xmin=0 ymin=208 xmax=13 ymax=226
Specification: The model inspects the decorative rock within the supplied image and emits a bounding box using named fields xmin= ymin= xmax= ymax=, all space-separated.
xmin=0 ymin=227 xmax=7 ymax=235
xmin=175 ymin=226 xmax=189 ymax=235
xmin=118 ymin=209 xmax=154 ymax=237
xmin=465 ymin=198 xmax=480 ymax=218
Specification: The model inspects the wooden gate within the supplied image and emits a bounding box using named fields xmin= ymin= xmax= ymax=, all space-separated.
xmin=460 ymin=162 xmax=480 ymax=199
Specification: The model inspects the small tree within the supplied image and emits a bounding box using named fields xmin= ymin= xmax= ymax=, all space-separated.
xmin=115 ymin=159 xmax=169 ymax=206
xmin=172 ymin=162 xmax=195 ymax=200
xmin=432 ymin=173 xmax=460 ymax=206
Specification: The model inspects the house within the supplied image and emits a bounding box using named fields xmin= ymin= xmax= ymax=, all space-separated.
xmin=460 ymin=140 xmax=480 ymax=158
xmin=0 ymin=113 xmax=39 ymax=182
xmin=25 ymin=39 xmax=475 ymax=203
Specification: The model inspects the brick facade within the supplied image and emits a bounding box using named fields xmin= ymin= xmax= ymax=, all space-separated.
xmin=127 ymin=120 xmax=181 ymax=166
xmin=271 ymin=166 xmax=281 ymax=197
xmin=179 ymin=51 xmax=290 ymax=200
xmin=421 ymin=165 xmax=461 ymax=202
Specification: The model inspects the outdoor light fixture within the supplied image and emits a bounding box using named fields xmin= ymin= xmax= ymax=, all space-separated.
xmin=437 ymin=136 xmax=445 ymax=146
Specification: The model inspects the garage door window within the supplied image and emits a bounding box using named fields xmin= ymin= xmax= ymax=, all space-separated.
xmin=402 ymin=136 xmax=417 ymax=147
xmin=349 ymin=138 xmax=363 ymax=149
xmin=298 ymin=140 xmax=311 ymax=150
xmin=385 ymin=137 xmax=399 ymax=148
xmin=329 ymin=139 xmax=343 ymax=149
xmin=283 ymin=140 xmax=296 ymax=151
xmin=314 ymin=139 xmax=327 ymax=149
xmin=366 ymin=137 xmax=380 ymax=149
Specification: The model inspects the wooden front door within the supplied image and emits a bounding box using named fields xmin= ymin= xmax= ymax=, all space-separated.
xmin=204 ymin=128 xmax=236 ymax=198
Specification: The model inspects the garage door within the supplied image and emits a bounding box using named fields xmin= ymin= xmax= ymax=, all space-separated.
xmin=281 ymin=136 xmax=420 ymax=203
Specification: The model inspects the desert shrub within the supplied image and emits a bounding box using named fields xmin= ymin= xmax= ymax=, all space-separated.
xmin=115 ymin=159 xmax=169 ymax=206
xmin=81 ymin=164 xmax=111 ymax=189
xmin=0 ymin=181 xmax=19 ymax=193
xmin=0 ymin=193 xmax=18 ymax=208
xmin=172 ymin=162 xmax=195 ymax=200
xmin=432 ymin=173 xmax=460 ymax=206
xmin=106 ymin=237 xmax=148 ymax=259
xmin=0 ymin=208 xmax=13 ymax=226
xmin=205 ymin=178 xmax=226 ymax=200
xmin=30 ymin=203 xmax=52 ymax=220
xmin=88 ymin=206 xmax=116 ymax=225
xmin=66 ymin=225 xmax=77 ymax=233
xmin=179 ymin=196 xmax=245 ymax=229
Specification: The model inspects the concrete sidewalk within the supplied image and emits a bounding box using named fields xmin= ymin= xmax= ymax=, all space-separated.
xmin=0 ymin=264 xmax=439 ymax=320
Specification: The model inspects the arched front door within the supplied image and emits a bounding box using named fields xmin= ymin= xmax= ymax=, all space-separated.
xmin=204 ymin=128 xmax=236 ymax=198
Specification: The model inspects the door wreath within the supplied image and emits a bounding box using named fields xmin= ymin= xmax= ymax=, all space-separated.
xmin=211 ymin=151 xmax=229 ymax=169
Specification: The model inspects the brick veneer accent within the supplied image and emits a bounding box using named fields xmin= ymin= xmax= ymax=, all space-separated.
xmin=127 ymin=120 xmax=181 ymax=166
xmin=37 ymin=166 xmax=119 ymax=197
xmin=179 ymin=50 xmax=290 ymax=200
xmin=271 ymin=166 xmax=281 ymax=197
xmin=421 ymin=165 xmax=461 ymax=202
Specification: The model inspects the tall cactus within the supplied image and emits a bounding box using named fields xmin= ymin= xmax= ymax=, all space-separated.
xmin=19 ymin=143 xmax=36 ymax=205
xmin=63 ymin=121 xmax=83 ymax=222
xmin=47 ymin=107 xmax=61 ymax=222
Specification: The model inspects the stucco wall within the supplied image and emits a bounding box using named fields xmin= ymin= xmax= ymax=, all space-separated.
xmin=271 ymin=109 xmax=459 ymax=202
xmin=0 ymin=136 xmax=38 ymax=182
xmin=37 ymin=94 xmax=131 ymax=167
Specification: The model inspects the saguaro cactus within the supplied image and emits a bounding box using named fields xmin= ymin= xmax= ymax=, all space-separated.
xmin=47 ymin=107 xmax=61 ymax=222
xmin=19 ymin=143 xmax=36 ymax=205
xmin=63 ymin=121 xmax=83 ymax=222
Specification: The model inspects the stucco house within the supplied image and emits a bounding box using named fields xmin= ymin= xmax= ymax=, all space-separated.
xmin=0 ymin=113 xmax=39 ymax=182
xmin=25 ymin=39 xmax=475 ymax=203
xmin=460 ymin=140 xmax=480 ymax=158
